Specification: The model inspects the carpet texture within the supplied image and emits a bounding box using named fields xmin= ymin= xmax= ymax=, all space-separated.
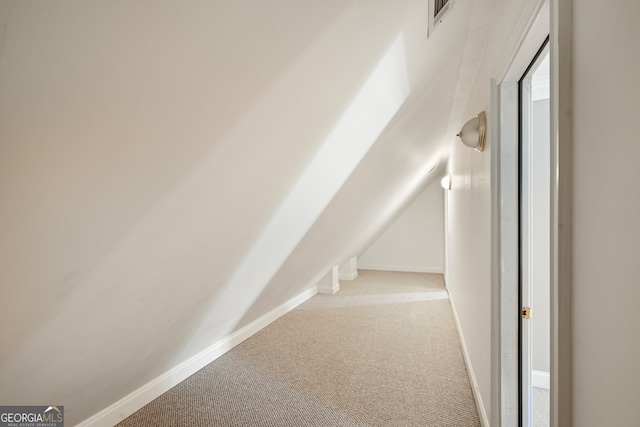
xmin=117 ymin=270 xmax=481 ymax=426
xmin=533 ymin=387 xmax=550 ymax=427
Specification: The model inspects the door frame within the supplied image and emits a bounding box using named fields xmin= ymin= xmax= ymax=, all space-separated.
xmin=519 ymin=40 xmax=550 ymax=426
xmin=490 ymin=0 xmax=572 ymax=426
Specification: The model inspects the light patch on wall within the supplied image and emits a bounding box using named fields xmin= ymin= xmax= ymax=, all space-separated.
xmin=388 ymin=160 xmax=439 ymax=209
xmin=358 ymin=155 xmax=442 ymax=245
xmin=192 ymin=34 xmax=411 ymax=338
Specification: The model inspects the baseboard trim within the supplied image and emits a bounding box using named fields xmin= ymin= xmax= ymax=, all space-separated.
xmin=77 ymin=286 xmax=318 ymax=427
xmin=532 ymin=370 xmax=550 ymax=390
xmin=357 ymin=264 xmax=443 ymax=274
xmin=317 ymin=282 xmax=340 ymax=295
xmin=449 ymin=293 xmax=490 ymax=427
xmin=338 ymin=271 xmax=358 ymax=281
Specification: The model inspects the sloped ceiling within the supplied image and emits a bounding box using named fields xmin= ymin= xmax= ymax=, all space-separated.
xmin=0 ymin=0 xmax=494 ymax=423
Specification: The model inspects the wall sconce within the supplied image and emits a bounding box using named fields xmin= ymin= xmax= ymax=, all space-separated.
xmin=457 ymin=111 xmax=486 ymax=152
xmin=440 ymin=175 xmax=451 ymax=190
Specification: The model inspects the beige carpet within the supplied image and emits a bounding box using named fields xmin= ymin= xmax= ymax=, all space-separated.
xmin=117 ymin=270 xmax=481 ymax=426
xmin=533 ymin=387 xmax=550 ymax=427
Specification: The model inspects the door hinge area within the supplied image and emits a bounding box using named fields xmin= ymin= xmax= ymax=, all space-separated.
xmin=521 ymin=306 xmax=531 ymax=319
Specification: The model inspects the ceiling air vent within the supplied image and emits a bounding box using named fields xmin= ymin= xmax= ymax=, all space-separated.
xmin=428 ymin=0 xmax=454 ymax=37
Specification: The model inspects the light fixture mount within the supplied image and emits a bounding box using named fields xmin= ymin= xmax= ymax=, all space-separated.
xmin=457 ymin=111 xmax=487 ymax=152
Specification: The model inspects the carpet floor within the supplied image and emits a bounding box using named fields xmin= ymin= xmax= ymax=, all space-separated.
xmin=533 ymin=387 xmax=550 ymax=427
xmin=117 ymin=270 xmax=481 ymax=426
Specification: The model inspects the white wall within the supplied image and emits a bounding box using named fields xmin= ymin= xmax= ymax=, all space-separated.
xmin=358 ymin=182 xmax=444 ymax=273
xmin=573 ymin=2 xmax=640 ymax=425
xmin=445 ymin=0 xmax=640 ymax=425
xmin=0 ymin=0 xmax=483 ymax=424
xmin=444 ymin=0 xmax=532 ymax=422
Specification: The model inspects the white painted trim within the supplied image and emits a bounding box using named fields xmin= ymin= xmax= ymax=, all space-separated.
xmin=449 ymin=293 xmax=490 ymax=427
xmin=338 ymin=271 xmax=358 ymax=281
xmin=77 ymin=286 xmax=318 ymax=427
xmin=550 ymin=1 xmax=573 ymax=425
xmin=532 ymin=370 xmax=550 ymax=390
xmin=496 ymin=79 xmax=521 ymax=427
xmin=489 ymin=78 xmax=503 ymax=427
xmin=357 ymin=265 xmax=443 ymax=274
xmin=318 ymin=265 xmax=340 ymax=295
xmin=492 ymin=1 xmax=574 ymax=424
xmin=492 ymin=1 xmax=551 ymax=426
xmin=495 ymin=0 xmax=548 ymax=83
xmin=318 ymin=283 xmax=340 ymax=295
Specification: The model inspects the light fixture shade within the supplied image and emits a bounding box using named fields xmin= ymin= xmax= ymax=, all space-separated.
xmin=440 ymin=175 xmax=451 ymax=190
xmin=457 ymin=111 xmax=486 ymax=152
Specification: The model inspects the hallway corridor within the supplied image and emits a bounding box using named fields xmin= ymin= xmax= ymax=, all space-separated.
xmin=118 ymin=270 xmax=480 ymax=426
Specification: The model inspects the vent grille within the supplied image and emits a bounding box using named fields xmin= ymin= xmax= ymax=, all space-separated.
xmin=428 ymin=0 xmax=453 ymax=37
xmin=434 ymin=0 xmax=449 ymax=18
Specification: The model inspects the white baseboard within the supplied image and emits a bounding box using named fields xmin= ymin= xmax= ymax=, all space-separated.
xmin=77 ymin=286 xmax=318 ymax=427
xmin=317 ymin=266 xmax=340 ymax=295
xmin=449 ymin=293 xmax=490 ymax=427
xmin=338 ymin=271 xmax=358 ymax=281
xmin=357 ymin=264 xmax=443 ymax=274
xmin=532 ymin=370 xmax=550 ymax=390
xmin=317 ymin=282 xmax=340 ymax=295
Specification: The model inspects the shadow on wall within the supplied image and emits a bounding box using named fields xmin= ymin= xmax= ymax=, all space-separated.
xmin=234 ymin=6 xmax=472 ymax=323
xmin=0 ymin=1 xmax=393 ymax=423
xmin=0 ymin=0 xmax=476 ymax=423
xmin=0 ymin=0 xmax=479 ymax=423
xmin=195 ymin=32 xmax=411 ymax=343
